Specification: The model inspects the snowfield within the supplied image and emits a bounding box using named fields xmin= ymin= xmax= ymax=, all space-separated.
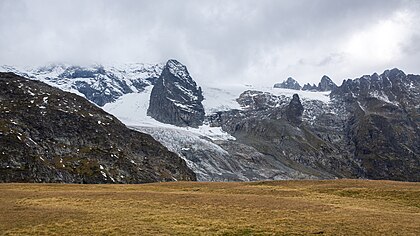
xmin=201 ymin=83 xmax=331 ymax=114
xmin=103 ymin=82 xmax=331 ymax=141
xmin=103 ymin=85 xmax=235 ymax=141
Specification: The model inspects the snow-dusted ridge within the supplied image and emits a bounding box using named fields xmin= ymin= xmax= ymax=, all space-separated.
xmin=1 ymin=63 xmax=332 ymax=141
xmin=0 ymin=63 xmax=164 ymax=106
xmin=201 ymin=83 xmax=331 ymax=114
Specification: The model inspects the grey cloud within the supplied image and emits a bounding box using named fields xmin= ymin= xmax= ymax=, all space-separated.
xmin=402 ymin=34 xmax=420 ymax=55
xmin=0 ymin=0 xmax=419 ymax=85
xmin=317 ymin=53 xmax=346 ymax=67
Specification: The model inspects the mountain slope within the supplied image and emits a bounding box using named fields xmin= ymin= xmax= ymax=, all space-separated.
xmin=330 ymin=69 xmax=420 ymax=181
xmin=208 ymin=68 xmax=420 ymax=181
xmin=0 ymin=72 xmax=196 ymax=183
xmin=210 ymin=69 xmax=420 ymax=181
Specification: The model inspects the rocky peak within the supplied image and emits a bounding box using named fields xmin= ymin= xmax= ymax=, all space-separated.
xmin=318 ymin=75 xmax=337 ymax=91
xmin=147 ymin=60 xmax=205 ymax=127
xmin=331 ymin=68 xmax=419 ymax=105
xmin=274 ymin=77 xmax=302 ymax=90
xmin=302 ymin=83 xmax=317 ymax=91
xmin=165 ymin=59 xmax=193 ymax=83
xmin=301 ymin=75 xmax=336 ymax=92
xmin=284 ymin=94 xmax=304 ymax=125
xmin=236 ymin=90 xmax=289 ymax=111
xmin=383 ymin=68 xmax=406 ymax=79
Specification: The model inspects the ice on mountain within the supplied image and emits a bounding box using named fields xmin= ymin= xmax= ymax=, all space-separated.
xmin=369 ymin=90 xmax=399 ymax=106
xmin=1 ymin=63 xmax=164 ymax=106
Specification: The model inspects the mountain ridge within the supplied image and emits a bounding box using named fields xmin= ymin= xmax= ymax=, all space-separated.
xmin=1 ymin=63 xmax=419 ymax=182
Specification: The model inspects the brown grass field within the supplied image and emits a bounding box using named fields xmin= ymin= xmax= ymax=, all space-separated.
xmin=0 ymin=179 xmax=419 ymax=235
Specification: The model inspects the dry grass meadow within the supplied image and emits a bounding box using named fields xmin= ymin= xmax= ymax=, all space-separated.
xmin=0 ymin=179 xmax=419 ymax=235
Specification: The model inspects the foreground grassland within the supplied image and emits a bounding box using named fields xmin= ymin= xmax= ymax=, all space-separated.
xmin=0 ymin=180 xmax=419 ymax=235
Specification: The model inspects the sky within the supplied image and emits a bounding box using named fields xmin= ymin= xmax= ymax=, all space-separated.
xmin=0 ymin=0 xmax=419 ymax=86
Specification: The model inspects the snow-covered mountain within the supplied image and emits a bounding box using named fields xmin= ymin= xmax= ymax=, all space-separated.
xmin=1 ymin=61 xmax=335 ymax=181
xmin=0 ymin=63 xmax=163 ymax=106
xmin=2 ymin=62 xmax=419 ymax=182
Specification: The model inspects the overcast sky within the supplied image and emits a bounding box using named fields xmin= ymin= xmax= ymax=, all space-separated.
xmin=0 ymin=0 xmax=419 ymax=86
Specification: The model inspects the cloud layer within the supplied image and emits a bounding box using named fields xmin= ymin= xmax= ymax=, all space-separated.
xmin=1 ymin=0 xmax=419 ymax=85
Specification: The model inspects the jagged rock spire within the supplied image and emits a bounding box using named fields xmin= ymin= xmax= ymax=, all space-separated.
xmin=274 ymin=77 xmax=302 ymax=90
xmin=147 ymin=59 xmax=205 ymax=127
xmin=284 ymin=94 xmax=304 ymax=125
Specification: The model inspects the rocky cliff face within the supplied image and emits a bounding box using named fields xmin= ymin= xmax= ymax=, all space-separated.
xmin=0 ymin=72 xmax=196 ymax=183
xmin=147 ymin=60 xmax=205 ymax=127
xmin=284 ymin=94 xmax=304 ymax=125
xmin=209 ymin=68 xmax=419 ymax=181
xmin=318 ymin=75 xmax=337 ymax=91
xmin=302 ymin=75 xmax=337 ymax=91
xmin=274 ymin=77 xmax=302 ymax=90
xmin=209 ymin=91 xmax=360 ymax=180
xmin=302 ymin=83 xmax=317 ymax=91
xmin=329 ymin=68 xmax=420 ymax=181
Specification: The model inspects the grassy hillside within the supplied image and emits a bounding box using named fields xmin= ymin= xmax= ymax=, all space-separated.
xmin=0 ymin=180 xmax=419 ymax=235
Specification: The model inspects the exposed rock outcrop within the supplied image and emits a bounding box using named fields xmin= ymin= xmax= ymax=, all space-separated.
xmin=302 ymin=83 xmax=317 ymax=91
xmin=302 ymin=75 xmax=337 ymax=91
xmin=147 ymin=59 xmax=205 ymax=127
xmin=284 ymin=94 xmax=304 ymax=125
xmin=329 ymin=68 xmax=420 ymax=181
xmin=274 ymin=77 xmax=302 ymax=90
xmin=318 ymin=75 xmax=337 ymax=91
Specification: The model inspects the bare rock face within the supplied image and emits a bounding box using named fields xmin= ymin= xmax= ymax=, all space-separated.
xmin=330 ymin=68 xmax=420 ymax=181
xmin=318 ymin=75 xmax=337 ymax=91
xmin=274 ymin=77 xmax=302 ymax=90
xmin=302 ymin=75 xmax=337 ymax=91
xmin=147 ymin=60 xmax=205 ymax=128
xmin=284 ymin=94 xmax=304 ymax=125
xmin=302 ymin=83 xmax=317 ymax=91
xmin=0 ymin=72 xmax=196 ymax=183
xmin=209 ymin=68 xmax=420 ymax=181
